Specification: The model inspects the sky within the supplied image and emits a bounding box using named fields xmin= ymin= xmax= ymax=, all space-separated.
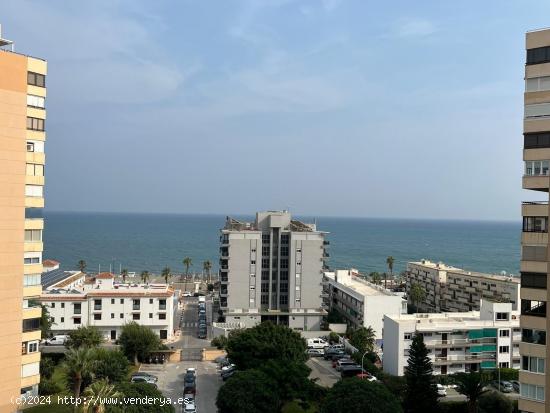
xmin=3 ymin=0 xmax=550 ymax=220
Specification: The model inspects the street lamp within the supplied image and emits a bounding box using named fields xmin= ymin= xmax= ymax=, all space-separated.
xmin=361 ymin=350 xmax=369 ymax=379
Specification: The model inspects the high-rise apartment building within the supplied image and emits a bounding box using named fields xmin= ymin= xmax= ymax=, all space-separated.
xmin=219 ymin=211 xmax=328 ymax=330
xmin=519 ymin=28 xmax=550 ymax=413
xmin=0 ymin=27 xmax=46 ymax=410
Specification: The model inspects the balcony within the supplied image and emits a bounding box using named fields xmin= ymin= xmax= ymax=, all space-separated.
xmin=132 ymin=305 xmax=140 ymax=311
xmin=523 ymin=201 xmax=549 ymax=217
xmin=523 ymin=174 xmax=550 ymax=191
xmin=433 ymin=353 xmax=495 ymax=365
xmin=425 ymin=337 xmax=496 ymax=348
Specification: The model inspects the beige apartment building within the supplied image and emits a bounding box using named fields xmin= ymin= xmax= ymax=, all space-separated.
xmin=405 ymin=260 xmax=519 ymax=313
xmin=519 ymin=28 xmax=550 ymax=413
xmin=0 ymin=28 xmax=46 ymax=411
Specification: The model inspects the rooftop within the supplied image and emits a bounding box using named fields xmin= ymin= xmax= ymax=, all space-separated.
xmin=223 ymin=213 xmax=319 ymax=233
xmin=43 ymin=259 xmax=60 ymax=267
xmin=409 ymin=259 xmax=519 ymax=283
xmin=325 ymin=270 xmax=401 ymax=298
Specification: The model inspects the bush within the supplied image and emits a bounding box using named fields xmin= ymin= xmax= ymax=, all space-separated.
xmin=438 ymin=401 xmax=468 ymax=413
xmin=328 ymin=332 xmax=340 ymax=344
xmin=478 ymin=390 xmax=513 ymax=413
xmin=488 ymin=368 xmax=518 ymax=381
xmin=118 ymin=322 xmax=161 ymax=365
xmin=211 ymin=335 xmax=229 ymax=349
xmin=94 ymin=348 xmax=130 ymax=383
xmin=66 ymin=326 xmax=103 ymax=348
xmin=38 ymin=377 xmax=64 ymax=395
xmin=40 ymin=357 xmax=56 ymax=380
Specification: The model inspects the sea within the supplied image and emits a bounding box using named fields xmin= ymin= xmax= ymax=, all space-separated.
xmin=43 ymin=211 xmax=521 ymax=277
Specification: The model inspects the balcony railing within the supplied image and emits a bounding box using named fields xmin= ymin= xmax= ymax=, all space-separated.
xmin=523 ymin=201 xmax=549 ymax=205
xmin=425 ymin=337 xmax=496 ymax=347
xmin=132 ymin=305 xmax=140 ymax=311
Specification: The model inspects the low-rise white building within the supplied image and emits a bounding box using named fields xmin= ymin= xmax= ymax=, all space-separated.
xmin=383 ymin=300 xmax=521 ymax=376
xmin=323 ymin=269 xmax=407 ymax=340
xmin=40 ymin=272 xmax=176 ymax=342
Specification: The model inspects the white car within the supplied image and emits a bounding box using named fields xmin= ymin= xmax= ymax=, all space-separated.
xmin=186 ymin=367 xmax=196 ymax=376
xmin=307 ymin=338 xmax=329 ymax=349
xmin=182 ymin=292 xmax=192 ymax=297
xmin=44 ymin=335 xmax=69 ymax=346
xmin=436 ymin=384 xmax=447 ymax=397
xmin=183 ymin=402 xmax=197 ymax=413
xmin=183 ymin=395 xmax=195 ymax=405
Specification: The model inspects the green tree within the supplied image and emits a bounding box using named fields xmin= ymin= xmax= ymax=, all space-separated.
xmin=41 ymin=304 xmax=53 ymax=339
xmin=39 ymin=356 xmax=56 ymax=380
xmin=78 ymin=260 xmax=87 ymax=272
xmin=183 ymin=257 xmax=193 ymax=280
xmin=386 ymin=256 xmax=394 ymax=288
xmin=404 ymin=333 xmax=439 ymax=413
xmin=349 ymin=326 xmax=376 ymax=354
xmin=82 ymin=379 xmax=122 ymax=413
xmin=369 ymin=272 xmax=382 ymax=285
xmin=226 ymin=322 xmax=307 ymax=370
xmin=66 ymin=326 xmax=104 ymax=349
xmin=118 ymin=322 xmax=161 ymax=366
xmin=328 ymin=332 xmax=340 ymax=344
xmin=140 ymin=270 xmax=150 ymax=284
xmin=258 ymin=360 xmax=316 ymax=407
xmin=326 ymin=308 xmax=344 ymax=323
xmin=211 ymin=335 xmax=229 ymax=349
xmin=409 ymin=283 xmax=426 ymax=312
xmin=217 ymin=370 xmax=279 ymax=413
xmin=452 ymin=371 xmax=489 ymax=413
xmin=203 ymin=260 xmax=212 ymax=282
xmin=320 ymin=377 xmax=403 ymax=413
xmin=121 ymin=268 xmax=128 ymax=283
xmin=64 ymin=347 xmax=97 ymax=402
xmin=161 ymin=266 xmax=171 ymax=284
xmin=478 ymin=390 xmax=512 ymax=413
xmin=93 ymin=348 xmax=130 ymax=383
xmin=111 ymin=382 xmax=174 ymax=413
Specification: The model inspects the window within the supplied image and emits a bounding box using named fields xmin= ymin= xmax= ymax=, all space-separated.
xmin=160 ymin=330 xmax=167 ymax=340
xmin=73 ymin=303 xmax=81 ymax=314
xmin=133 ymin=314 xmax=140 ymax=320
xmin=499 ymin=346 xmax=509 ymax=354
xmin=147 ymin=298 xmax=153 ymax=305
xmin=499 ymin=329 xmax=510 ymax=337
xmin=27 ymin=341 xmax=38 ymax=353
xmin=120 ymin=313 xmax=123 ymax=318
xmin=25 ymin=185 xmax=43 ymax=197
xmin=280 ymin=270 xmax=288 ymax=280
xmin=262 ymin=234 xmax=270 ymax=243
xmin=27 ymin=72 xmax=45 ymax=87
xmin=159 ymin=313 xmax=166 ymax=320
xmin=280 ymin=295 xmax=288 ymax=305
xmin=525 ymin=132 xmax=550 ymax=149
xmin=523 ymin=216 xmax=548 ymax=232
xmin=120 ymin=299 xmax=124 ymax=304
xmin=404 ymin=333 xmax=412 ymax=340
xmin=261 ymin=295 xmax=269 ymax=305
xmin=521 ymin=299 xmax=547 ymax=317
xmin=499 ymin=362 xmax=509 ymax=368
xmin=281 ymin=234 xmax=289 ymax=244
xmin=111 ymin=299 xmax=115 ymax=304
xmin=26 ymin=163 xmax=44 ymax=177
xmin=251 ymin=260 xmax=256 ymax=265
xmin=51 ymin=303 xmax=55 ymax=308
xmin=525 ymin=103 xmax=550 ymax=118
xmin=525 ymin=161 xmax=550 ymax=176
xmin=496 ymin=312 xmax=509 ymax=321
xmin=109 ymin=313 xmax=114 ymax=319
xmin=261 ymin=283 xmax=269 ymax=293
xmin=133 ymin=299 xmax=140 ymax=310
xmin=23 ymin=274 xmax=41 ymax=286
xmin=280 ymin=283 xmax=288 ymax=293
xmin=24 ymin=229 xmax=42 ymax=242
xmin=521 ymin=382 xmax=545 ymax=401
xmin=26 ymin=117 xmax=45 ymax=131
xmin=74 ymin=317 xmax=81 ymax=324
xmin=60 ymin=317 xmax=64 ymax=323
xmin=27 ymin=94 xmax=45 ymax=109
xmin=94 ymin=314 xmax=101 ymax=321
xmin=149 ymin=313 xmax=153 ymax=319
xmin=521 ymin=272 xmax=547 ymax=289
xmin=22 ymin=318 xmax=40 ymax=332
xmin=26 ymin=140 xmax=44 ymax=153
xmin=94 ymin=299 xmax=102 ymax=311
xmin=61 ymin=303 xmax=64 ymax=308
xmin=522 ymin=328 xmax=546 ymax=345
xmin=280 ymin=259 xmax=288 ymax=269
xmin=528 ymin=46 xmax=550 ymax=65
xmin=522 ymin=246 xmax=548 ymax=262
xmin=522 ymin=356 xmax=545 ymax=374
xmin=159 ymin=299 xmax=166 ymax=310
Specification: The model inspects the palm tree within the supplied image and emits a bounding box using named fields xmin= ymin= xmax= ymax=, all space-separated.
xmin=203 ymin=260 xmax=212 ymax=283
xmin=409 ymin=283 xmax=426 ymax=312
xmin=82 ymin=379 xmax=122 ymax=413
xmin=78 ymin=260 xmax=87 ymax=273
xmin=161 ymin=266 xmax=172 ymax=284
xmin=120 ymin=268 xmax=128 ymax=283
xmin=64 ymin=347 xmax=97 ymax=403
xmin=385 ymin=256 xmax=395 ymax=289
xmin=140 ymin=270 xmax=150 ymax=284
xmin=452 ymin=371 xmax=489 ymax=413
xmin=183 ymin=257 xmax=193 ymax=281
xmin=369 ymin=272 xmax=381 ymax=285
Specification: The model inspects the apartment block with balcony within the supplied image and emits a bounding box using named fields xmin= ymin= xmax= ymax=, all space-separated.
xmin=519 ymin=28 xmax=550 ymax=413
xmin=383 ymin=301 xmax=520 ymax=377
xmin=406 ymin=259 xmax=520 ymax=313
xmin=39 ymin=273 xmax=176 ymax=341
xmin=0 ymin=26 xmax=46 ymax=409
xmin=323 ymin=269 xmax=407 ymax=340
xmin=219 ymin=211 xmax=327 ymax=331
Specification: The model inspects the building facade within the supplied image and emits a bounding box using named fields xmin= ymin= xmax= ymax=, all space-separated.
xmin=383 ymin=301 xmax=520 ymax=377
xmin=40 ymin=273 xmax=176 ymax=342
xmin=0 ymin=28 xmax=46 ymax=408
xmin=219 ymin=211 xmax=327 ymax=330
xmin=323 ymin=269 xmax=407 ymax=340
xmin=406 ymin=260 xmax=520 ymax=313
xmin=519 ymin=28 xmax=550 ymax=413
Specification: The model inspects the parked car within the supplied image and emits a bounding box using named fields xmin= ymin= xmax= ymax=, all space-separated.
xmin=44 ymin=335 xmax=69 ymax=346
xmin=331 ymin=354 xmax=351 ymax=367
xmin=184 ymin=382 xmax=196 ymax=395
xmin=182 ymin=292 xmax=192 ymax=297
xmin=221 ymin=369 xmax=236 ymax=381
xmin=184 ymin=373 xmax=196 ymax=386
xmin=436 ymin=384 xmax=447 ymax=397
xmin=327 ymin=344 xmax=344 ymax=351
xmin=131 ymin=377 xmax=157 ymax=388
xmin=183 ymin=402 xmax=197 ymax=413
xmin=307 ymin=338 xmax=329 ymax=349
xmin=490 ymin=380 xmax=513 ymax=393
xmin=510 ymin=380 xmax=520 ymax=393
xmin=131 ymin=372 xmax=158 ymax=382
xmin=221 ymin=364 xmax=236 ymax=373
xmin=306 ymin=348 xmax=324 ymax=357
xmin=340 ymin=364 xmax=364 ymax=378
xmin=323 ymin=349 xmax=345 ymax=360
xmin=183 ymin=394 xmax=195 ymax=405
xmin=336 ymin=359 xmax=357 ymax=371
xmin=356 ymin=372 xmax=378 ymax=381
xmin=186 ymin=368 xmax=196 ymax=376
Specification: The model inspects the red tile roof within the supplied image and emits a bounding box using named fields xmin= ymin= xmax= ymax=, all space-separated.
xmin=43 ymin=259 xmax=60 ymax=266
xmin=96 ymin=272 xmax=115 ymax=279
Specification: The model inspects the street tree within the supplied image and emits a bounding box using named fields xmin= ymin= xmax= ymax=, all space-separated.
xmin=40 ymin=304 xmax=53 ymax=339
xmin=140 ymin=270 xmax=150 ymax=284
xmin=452 ymin=371 xmax=490 ymax=413
xmin=369 ymin=272 xmax=382 ymax=285
xmin=118 ymin=322 xmax=161 ymax=365
xmin=203 ymin=260 xmax=212 ymax=283
xmin=217 ymin=370 xmax=279 ymax=413
xmin=385 ymin=256 xmax=394 ymax=288
xmin=478 ymin=390 xmax=512 ymax=413
xmin=161 ymin=266 xmax=171 ymax=284
xmin=349 ymin=326 xmax=376 ymax=354
xmin=78 ymin=260 xmax=87 ymax=272
xmin=183 ymin=257 xmax=192 ymax=280
xmin=404 ymin=333 xmax=439 ymax=413
xmin=66 ymin=326 xmax=104 ymax=349
xmin=320 ymin=377 xmax=403 ymax=413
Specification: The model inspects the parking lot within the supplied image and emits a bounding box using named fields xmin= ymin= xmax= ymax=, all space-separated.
xmin=306 ymin=357 xmax=341 ymax=387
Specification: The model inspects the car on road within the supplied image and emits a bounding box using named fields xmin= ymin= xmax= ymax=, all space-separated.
xmin=131 ymin=377 xmax=157 ymax=388
xmin=131 ymin=372 xmax=158 ymax=383
xmin=43 ymin=335 xmax=69 ymax=346
xmin=183 ymin=394 xmax=195 ymax=405
xmin=436 ymin=384 xmax=447 ymax=397
xmin=186 ymin=368 xmax=196 ymax=376
xmin=306 ymin=348 xmax=324 ymax=357
xmin=182 ymin=292 xmax=192 ymax=297
xmin=336 ymin=359 xmax=357 ymax=371
xmin=183 ymin=402 xmax=197 ymax=413
xmin=510 ymin=380 xmax=520 ymax=392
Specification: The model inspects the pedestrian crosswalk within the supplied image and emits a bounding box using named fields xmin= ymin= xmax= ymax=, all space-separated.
xmin=180 ymin=322 xmax=209 ymax=328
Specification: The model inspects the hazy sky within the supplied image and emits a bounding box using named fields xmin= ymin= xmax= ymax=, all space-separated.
xmin=4 ymin=0 xmax=549 ymax=220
